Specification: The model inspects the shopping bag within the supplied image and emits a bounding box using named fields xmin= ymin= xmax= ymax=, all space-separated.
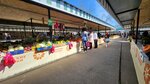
xmin=86 ymin=42 xmax=91 ymax=47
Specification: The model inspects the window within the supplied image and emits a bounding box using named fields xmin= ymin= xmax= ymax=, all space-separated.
xmin=80 ymin=10 xmax=82 ymax=16
xmin=83 ymin=12 xmax=85 ymax=17
xmin=47 ymin=0 xmax=51 ymax=5
xmin=56 ymin=0 xmax=61 ymax=8
xmin=86 ymin=13 xmax=88 ymax=18
xmin=75 ymin=8 xmax=78 ymax=14
xmin=64 ymin=2 xmax=67 ymax=10
xmin=70 ymin=5 xmax=73 ymax=13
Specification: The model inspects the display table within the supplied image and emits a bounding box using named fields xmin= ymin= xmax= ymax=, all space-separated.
xmin=0 ymin=39 xmax=22 ymax=43
xmin=0 ymin=35 xmax=119 ymax=81
xmin=0 ymin=42 xmax=81 ymax=81
xmin=130 ymin=40 xmax=150 ymax=84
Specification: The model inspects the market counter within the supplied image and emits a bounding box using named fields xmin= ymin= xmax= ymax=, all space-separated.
xmin=130 ymin=40 xmax=150 ymax=84
xmin=98 ymin=35 xmax=120 ymax=45
xmin=0 ymin=42 xmax=81 ymax=81
xmin=0 ymin=35 xmax=119 ymax=81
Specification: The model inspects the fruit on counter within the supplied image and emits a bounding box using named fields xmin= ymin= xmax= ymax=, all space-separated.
xmin=31 ymin=46 xmax=36 ymax=51
xmin=8 ymin=46 xmax=14 ymax=52
xmin=66 ymin=40 xmax=69 ymax=42
xmin=55 ymin=41 xmax=58 ymax=44
xmin=18 ymin=45 xmax=24 ymax=50
xmin=47 ymin=41 xmax=52 ymax=46
xmin=36 ymin=43 xmax=40 ymax=48
xmin=40 ymin=43 xmax=45 ymax=47
xmin=14 ymin=47 xmax=19 ymax=51
xmin=0 ymin=52 xmax=6 ymax=57
xmin=57 ymin=41 xmax=61 ymax=44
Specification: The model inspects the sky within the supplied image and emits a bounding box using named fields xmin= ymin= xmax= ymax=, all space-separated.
xmin=64 ymin=0 xmax=123 ymax=30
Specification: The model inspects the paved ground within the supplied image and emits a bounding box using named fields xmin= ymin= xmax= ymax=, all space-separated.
xmin=0 ymin=38 xmax=138 ymax=84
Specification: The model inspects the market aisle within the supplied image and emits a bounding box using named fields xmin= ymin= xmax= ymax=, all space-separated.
xmin=121 ymin=42 xmax=138 ymax=84
xmin=0 ymin=39 xmax=137 ymax=84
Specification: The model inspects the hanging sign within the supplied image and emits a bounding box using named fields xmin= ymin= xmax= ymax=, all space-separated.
xmin=48 ymin=19 xmax=53 ymax=26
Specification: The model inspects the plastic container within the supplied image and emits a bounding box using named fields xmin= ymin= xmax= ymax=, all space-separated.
xmin=37 ymin=47 xmax=44 ymax=52
xmin=9 ymin=51 xmax=16 ymax=55
xmin=17 ymin=50 xmax=24 ymax=54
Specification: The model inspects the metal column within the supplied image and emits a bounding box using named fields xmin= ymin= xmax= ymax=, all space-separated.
xmin=98 ymin=25 xmax=100 ymax=32
xmin=105 ymin=26 xmax=106 ymax=35
xmin=132 ymin=20 xmax=135 ymax=36
xmin=23 ymin=22 xmax=26 ymax=38
xmin=31 ymin=18 xmax=34 ymax=38
xmin=48 ymin=8 xmax=52 ymax=41
xmin=135 ymin=9 xmax=140 ymax=44
xmin=42 ymin=17 xmax=44 ymax=24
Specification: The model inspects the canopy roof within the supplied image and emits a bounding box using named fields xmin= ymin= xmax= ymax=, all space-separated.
xmin=0 ymin=0 xmax=113 ymax=30
xmin=136 ymin=0 xmax=150 ymax=28
xmin=97 ymin=0 xmax=150 ymax=28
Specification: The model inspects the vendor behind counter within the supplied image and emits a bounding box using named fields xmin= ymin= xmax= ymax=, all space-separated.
xmin=142 ymin=31 xmax=150 ymax=60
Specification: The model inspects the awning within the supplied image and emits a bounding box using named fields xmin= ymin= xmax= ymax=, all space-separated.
xmin=97 ymin=0 xmax=142 ymax=27
xmin=0 ymin=0 xmax=113 ymax=30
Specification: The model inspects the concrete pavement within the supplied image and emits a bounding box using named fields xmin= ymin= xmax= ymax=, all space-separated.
xmin=0 ymin=39 xmax=138 ymax=84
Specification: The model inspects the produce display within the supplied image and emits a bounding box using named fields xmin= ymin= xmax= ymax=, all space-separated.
xmin=0 ymin=32 xmax=82 ymax=57
xmin=8 ymin=45 xmax=24 ymax=55
xmin=36 ymin=41 xmax=52 ymax=52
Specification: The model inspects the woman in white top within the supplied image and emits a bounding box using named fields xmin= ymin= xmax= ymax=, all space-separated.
xmin=93 ymin=32 xmax=98 ymax=48
xmin=88 ymin=31 xmax=94 ymax=49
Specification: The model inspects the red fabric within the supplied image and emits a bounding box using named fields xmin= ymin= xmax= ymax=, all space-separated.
xmin=54 ymin=22 xmax=59 ymax=29
xmin=50 ymin=45 xmax=55 ymax=53
xmin=3 ymin=53 xmax=16 ymax=66
xmin=69 ymin=43 xmax=73 ymax=49
xmin=58 ymin=23 xmax=64 ymax=31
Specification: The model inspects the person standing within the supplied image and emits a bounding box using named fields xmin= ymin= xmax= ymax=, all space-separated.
xmin=93 ymin=32 xmax=98 ymax=48
xmin=88 ymin=31 xmax=94 ymax=49
xmin=81 ymin=28 xmax=88 ymax=52
xmin=97 ymin=32 xmax=101 ymax=39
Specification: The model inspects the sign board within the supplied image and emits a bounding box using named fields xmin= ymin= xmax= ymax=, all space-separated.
xmin=48 ymin=19 xmax=53 ymax=26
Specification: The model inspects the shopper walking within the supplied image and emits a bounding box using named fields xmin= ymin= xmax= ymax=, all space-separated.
xmin=93 ymin=32 xmax=98 ymax=48
xmin=81 ymin=28 xmax=88 ymax=52
xmin=104 ymin=34 xmax=110 ymax=48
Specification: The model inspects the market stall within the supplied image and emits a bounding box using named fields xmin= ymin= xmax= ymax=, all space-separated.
xmin=130 ymin=39 xmax=150 ymax=84
xmin=0 ymin=41 xmax=82 ymax=80
xmin=0 ymin=0 xmax=115 ymax=81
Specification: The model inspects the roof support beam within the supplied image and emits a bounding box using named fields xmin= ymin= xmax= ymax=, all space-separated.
xmin=48 ymin=8 xmax=52 ymax=41
xmin=121 ymin=19 xmax=134 ymax=22
xmin=105 ymin=0 xmax=123 ymax=27
xmin=135 ymin=9 xmax=140 ymax=44
xmin=116 ymin=8 xmax=138 ymax=15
